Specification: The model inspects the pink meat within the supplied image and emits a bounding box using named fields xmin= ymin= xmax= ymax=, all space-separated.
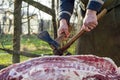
xmin=0 ymin=55 xmax=120 ymax=80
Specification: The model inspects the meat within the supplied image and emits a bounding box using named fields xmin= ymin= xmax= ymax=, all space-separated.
xmin=0 ymin=55 xmax=120 ymax=80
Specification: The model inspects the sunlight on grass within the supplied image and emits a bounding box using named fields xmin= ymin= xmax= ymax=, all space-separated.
xmin=0 ymin=53 xmax=12 ymax=66
xmin=20 ymin=56 xmax=31 ymax=62
xmin=0 ymin=53 xmax=31 ymax=65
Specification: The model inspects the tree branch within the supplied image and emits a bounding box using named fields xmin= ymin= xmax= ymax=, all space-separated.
xmin=0 ymin=48 xmax=41 ymax=57
xmin=22 ymin=0 xmax=55 ymax=16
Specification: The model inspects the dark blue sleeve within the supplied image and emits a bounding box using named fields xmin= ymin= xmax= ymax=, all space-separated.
xmin=87 ymin=0 xmax=106 ymax=12
xmin=59 ymin=0 xmax=75 ymax=24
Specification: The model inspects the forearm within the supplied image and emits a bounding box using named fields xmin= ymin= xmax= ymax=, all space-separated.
xmin=82 ymin=0 xmax=107 ymax=32
xmin=59 ymin=0 xmax=75 ymax=24
xmin=85 ymin=9 xmax=97 ymax=21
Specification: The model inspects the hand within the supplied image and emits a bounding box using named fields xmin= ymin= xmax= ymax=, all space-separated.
xmin=81 ymin=9 xmax=98 ymax=31
xmin=58 ymin=19 xmax=70 ymax=40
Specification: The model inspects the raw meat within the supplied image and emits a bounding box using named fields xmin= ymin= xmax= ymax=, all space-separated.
xmin=0 ymin=55 xmax=120 ymax=80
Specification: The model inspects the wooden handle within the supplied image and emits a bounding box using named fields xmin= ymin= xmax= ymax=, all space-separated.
xmin=97 ymin=9 xmax=107 ymax=20
xmin=60 ymin=29 xmax=85 ymax=51
xmin=60 ymin=8 xmax=108 ymax=52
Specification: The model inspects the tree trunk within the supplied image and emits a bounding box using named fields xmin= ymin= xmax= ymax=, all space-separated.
xmin=0 ymin=21 xmax=1 ymax=34
xmin=27 ymin=3 xmax=30 ymax=35
xmin=76 ymin=1 xmax=120 ymax=66
xmin=13 ymin=0 xmax=22 ymax=63
xmin=56 ymin=0 xmax=59 ymax=12
xmin=38 ymin=19 xmax=44 ymax=33
xmin=52 ymin=0 xmax=57 ymax=39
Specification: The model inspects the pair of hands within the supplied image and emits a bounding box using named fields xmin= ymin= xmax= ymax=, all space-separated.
xmin=58 ymin=9 xmax=98 ymax=39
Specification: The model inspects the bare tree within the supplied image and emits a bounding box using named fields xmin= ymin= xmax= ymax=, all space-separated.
xmin=27 ymin=3 xmax=30 ymax=35
xmin=22 ymin=0 xmax=57 ymax=38
xmin=23 ymin=0 xmax=54 ymax=16
xmin=52 ymin=0 xmax=57 ymax=39
xmin=13 ymin=0 xmax=22 ymax=63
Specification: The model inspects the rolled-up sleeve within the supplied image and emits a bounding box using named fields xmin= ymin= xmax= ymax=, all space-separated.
xmin=59 ymin=0 xmax=75 ymax=24
xmin=87 ymin=0 xmax=106 ymax=12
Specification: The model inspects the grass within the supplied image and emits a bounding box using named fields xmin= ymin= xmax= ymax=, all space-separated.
xmin=0 ymin=34 xmax=76 ymax=69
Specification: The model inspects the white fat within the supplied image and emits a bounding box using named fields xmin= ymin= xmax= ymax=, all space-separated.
xmin=6 ymin=55 xmax=119 ymax=80
xmin=104 ymin=57 xmax=116 ymax=66
xmin=117 ymin=67 xmax=120 ymax=74
xmin=19 ymin=64 xmax=102 ymax=80
xmin=9 ymin=69 xmax=22 ymax=78
xmin=9 ymin=69 xmax=16 ymax=76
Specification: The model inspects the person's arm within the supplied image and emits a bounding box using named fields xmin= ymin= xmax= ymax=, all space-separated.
xmin=82 ymin=0 xmax=106 ymax=31
xmin=58 ymin=0 xmax=75 ymax=39
xmin=59 ymin=0 xmax=75 ymax=24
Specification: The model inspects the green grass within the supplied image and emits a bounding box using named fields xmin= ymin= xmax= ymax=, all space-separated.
xmin=0 ymin=53 xmax=12 ymax=66
xmin=0 ymin=34 xmax=76 ymax=69
xmin=0 ymin=53 xmax=30 ymax=69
